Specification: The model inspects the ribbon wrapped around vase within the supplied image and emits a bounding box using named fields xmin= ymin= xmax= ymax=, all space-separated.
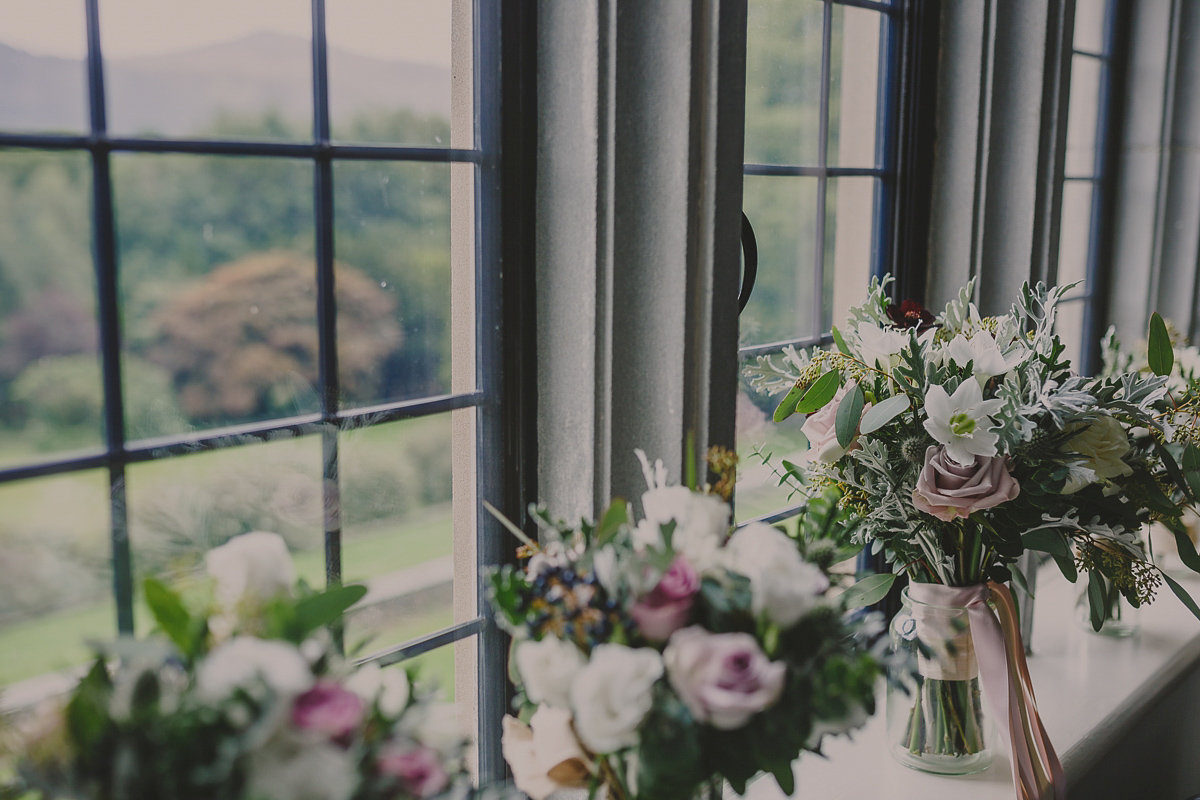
xmin=907 ymin=582 xmax=1065 ymax=800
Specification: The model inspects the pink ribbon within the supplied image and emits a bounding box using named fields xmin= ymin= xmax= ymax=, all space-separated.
xmin=907 ymin=581 xmax=1065 ymax=800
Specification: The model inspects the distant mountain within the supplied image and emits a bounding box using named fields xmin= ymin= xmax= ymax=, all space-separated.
xmin=0 ymin=32 xmax=451 ymax=137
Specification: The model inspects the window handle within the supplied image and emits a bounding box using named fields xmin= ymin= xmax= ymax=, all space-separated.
xmin=739 ymin=210 xmax=758 ymax=313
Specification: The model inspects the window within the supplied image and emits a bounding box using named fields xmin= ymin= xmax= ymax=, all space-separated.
xmin=1056 ymin=0 xmax=1119 ymax=374
xmin=0 ymin=0 xmax=524 ymax=777
xmin=736 ymin=0 xmax=904 ymax=521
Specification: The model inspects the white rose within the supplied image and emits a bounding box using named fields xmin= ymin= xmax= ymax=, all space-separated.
xmin=635 ymin=486 xmax=730 ymax=571
xmin=724 ymin=523 xmax=829 ymax=628
xmin=568 ymin=644 xmax=663 ymax=754
xmin=345 ymin=662 xmax=411 ymax=717
xmin=515 ymin=637 xmax=587 ymax=708
xmin=1065 ymin=415 xmax=1133 ymax=481
xmin=501 ymin=710 xmax=592 ymax=800
xmin=206 ymin=531 xmax=295 ymax=637
xmin=195 ymin=637 xmax=313 ymax=702
xmin=246 ymin=733 xmax=358 ymax=800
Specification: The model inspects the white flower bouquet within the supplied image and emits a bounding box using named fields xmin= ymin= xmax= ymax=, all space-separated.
xmin=2 ymin=533 xmax=471 ymax=800
xmin=487 ymin=452 xmax=881 ymax=800
xmin=746 ymin=277 xmax=1200 ymax=793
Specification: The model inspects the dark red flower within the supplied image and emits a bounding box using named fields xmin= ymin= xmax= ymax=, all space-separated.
xmin=886 ymin=299 xmax=936 ymax=332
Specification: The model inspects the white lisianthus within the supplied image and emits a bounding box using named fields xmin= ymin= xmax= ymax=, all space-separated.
xmin=345 ymin=662 xmax=411 ymax=716
xmin=206 ymin=531 xmax=295 ymax=638
xmin=922 ymin=381 xmax=1003 ymax=464
xmin=195 ymin=637 xmax=313 ymax=702
xmin=501 ymin=710 xmax=592 ymax=800
xmin=634 ymin=486 xmax=729 ymax=571
xmin=246 ymin=733 xmax=358 ymax=800
xmin=1065 ymin=415 xmax=1134 ymax=481
xmin=568 ymin=644 xmax=663 ymax=754
xmin=514 ymin=637 xmax=587 ymax=708
xmin=724 ymin=523 xmax=829 ymax=628
xmin=855 ymin=322 xmax=908 ymax=371
xmin=946 ymin=331 xmax=1021 ymax=384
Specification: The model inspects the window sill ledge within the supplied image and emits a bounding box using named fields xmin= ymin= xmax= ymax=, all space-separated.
xmin=745 ymin=566 xmax=1200 ymax=799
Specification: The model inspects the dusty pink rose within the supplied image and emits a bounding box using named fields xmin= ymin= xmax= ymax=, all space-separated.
xmin=378 ymin=744 xmax=450 ymax=798
xmin=801 ymin=381 xmax=869 ymax=463
xmin=912 ymin=445 xmax=1020 ymax=522
xmin=663 ymin=626 xmax=785 ymax=729
xmin=629 ymin=556 xmax=700 ymax=641
xmin=291 ymin=682 xmax=365 ymax=742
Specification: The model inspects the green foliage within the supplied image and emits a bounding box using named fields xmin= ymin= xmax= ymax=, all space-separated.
xmin=11 ymin=354 xmax=182 ymax=444
xmin=795 ymin=370 xmax=840 ymax=415
xmin=834 ymin=383 xmax=865 ymax=448
xmin=636 ymin=686 xmax=705 ymax=800
xmin=265 ymin=584 xmax=369 ymax=644
xmin=143 ymin=577 xmax=204 ymax=659
xmin=1148 ymin=312 xmax=1174 ymax=377
xmin=840 ymin=572 xmax=895 ymax=610
xmin=860 ymin=393 xmax=910 ymax=435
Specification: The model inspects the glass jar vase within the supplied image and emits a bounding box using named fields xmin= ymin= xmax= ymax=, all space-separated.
xmin=1074 ymin=572 xmax=1140 ymax=638
xmin=887 ymin=586 xmax=994 ymax=775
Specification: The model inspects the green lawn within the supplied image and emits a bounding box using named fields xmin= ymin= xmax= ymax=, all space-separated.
xmin=0 ymin=508 xmax=454 ymax=687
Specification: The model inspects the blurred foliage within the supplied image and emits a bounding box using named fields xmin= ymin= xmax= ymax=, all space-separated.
xmin=147 ymin=250 xmax=400 ymax=424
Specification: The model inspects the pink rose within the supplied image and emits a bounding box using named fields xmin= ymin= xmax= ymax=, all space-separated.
xmin=378 ymin=744 xmax=450 ymax=798
xmin=662 ymin=626 xmax=785 ymax=729
xmin=912 ymin=445 xmax=1020 ymax=522
xmin=629 ymin=556 xmax=700 ymax=641
xmin=291 ymin=682 xmax=365 ymax=742
xmin=801 ymin=381 xmax=868 ymax=463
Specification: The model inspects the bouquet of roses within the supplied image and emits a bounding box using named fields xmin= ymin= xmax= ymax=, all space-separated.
xmin=488 ymin=452 xmax=880 ymax=800
xmin=2 ymin=532 xmax=470 ymax=800
xmin=745 ymin=276 xmax=1200 ymax=795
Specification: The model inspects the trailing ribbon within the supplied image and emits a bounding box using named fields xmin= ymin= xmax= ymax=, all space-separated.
xmin=907 ymin=582 xmax=1065 ymax=800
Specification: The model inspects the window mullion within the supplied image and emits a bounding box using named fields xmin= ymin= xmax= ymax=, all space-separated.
xmin=84 ymin=0 xmax=134 ymax=636
xmin=813 ymin=0 xmax=834 ymax=341
xmin=311 ymin=0 xmax=343 ymax=588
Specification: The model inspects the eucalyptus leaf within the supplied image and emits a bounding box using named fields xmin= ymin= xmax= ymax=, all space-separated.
xmin=1163 ymin=572 xmax=1200 ymax=624
xmin=1021 ymin=528 xmax=1070 ymax=558
xmin=834 ymin=384 xmax=865 ymax=449
xmin=1051 ymin=550 xmax=1078 ymax=583
xmin=831 ymin=325 xmax=850 ymax=355
xmin=1087 ymin=570 xmax=1107 ymax=632
xmin=291 ymin=584 xmax=368 ymax=638
xmin=840 ymin=572 xmax=896 ymax=610
xmin=1148 ymin=311 xmax=1174 ymax=377
xmin=796 ymin=370 xmax=842 ymax=415
xmin=1184 ymin=444 xmax=1200 ymax=500
xmin=772 ymin=382 xmax=805 ymax=423
xmin=859 ymin=394 xmax=911 ymax=435
xmin=594 ymin=501 xmax=629 ymax=548
xmin=1172 ymin=527 xmax=1200 ymax=574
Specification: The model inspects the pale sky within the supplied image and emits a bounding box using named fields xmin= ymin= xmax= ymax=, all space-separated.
xmin=0 ymin=0 xmax=451 ymax=65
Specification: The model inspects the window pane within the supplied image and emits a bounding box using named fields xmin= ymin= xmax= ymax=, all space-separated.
xmin=1059 ymin=180 xmax=1093 ymax=298
xmin=0 ymin=470 xmax=111 ymax=698
xmin=0 ymin=150 xmax=103 ymax=468
xmin=327 ymin=0 xmax=458 ymax=147
xmin=100 ymin=0 xmax=312 ymax=140
xmin=1065 ymin=56 xmax=1102 ymax=177
xmin=735 ymin=363 xmax=808 ymax=522
xmin=112 ymin=154 xmax=318 ymax=437
xmin=828 ymin=6 xmax=881 ymax=169
xmin=1057 ymin=299 xmax=1086 ymax=372
xmin=827 ymin=176 xmax=878 ymax=331
xmin=0 ymin=0 xmax=88 ymax=134
xmin=744 ymin=0 xmax=824 ymax=166
xmin=1074 ymin=0 xmax=1107 ymax=53
xmin=340 ymin=414 xmax=463 ymax=656
xmin=127 ymin=435 xmax=324 ymax=585
xmin=740 ymin=176 xmax=819 ymax=346
xmin=334 ymin=161 xmax=460 ymax=407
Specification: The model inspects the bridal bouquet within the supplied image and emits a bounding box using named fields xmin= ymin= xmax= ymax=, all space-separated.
xmin=746 ymin=277 xmax=1200 ymax=796
xmin=488 ymin=452 xmax=880 ymax=800
xmin=2 ymin=533 xmax=470 ymax=800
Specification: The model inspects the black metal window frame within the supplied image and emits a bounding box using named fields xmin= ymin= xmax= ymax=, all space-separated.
xmin=739 ymin=0 xmax=921 ymax=529
xmin=1061 ymin=0 xmax=1125 ymax=375
xmin=0 ymin=0 xmax=533 ymax=779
